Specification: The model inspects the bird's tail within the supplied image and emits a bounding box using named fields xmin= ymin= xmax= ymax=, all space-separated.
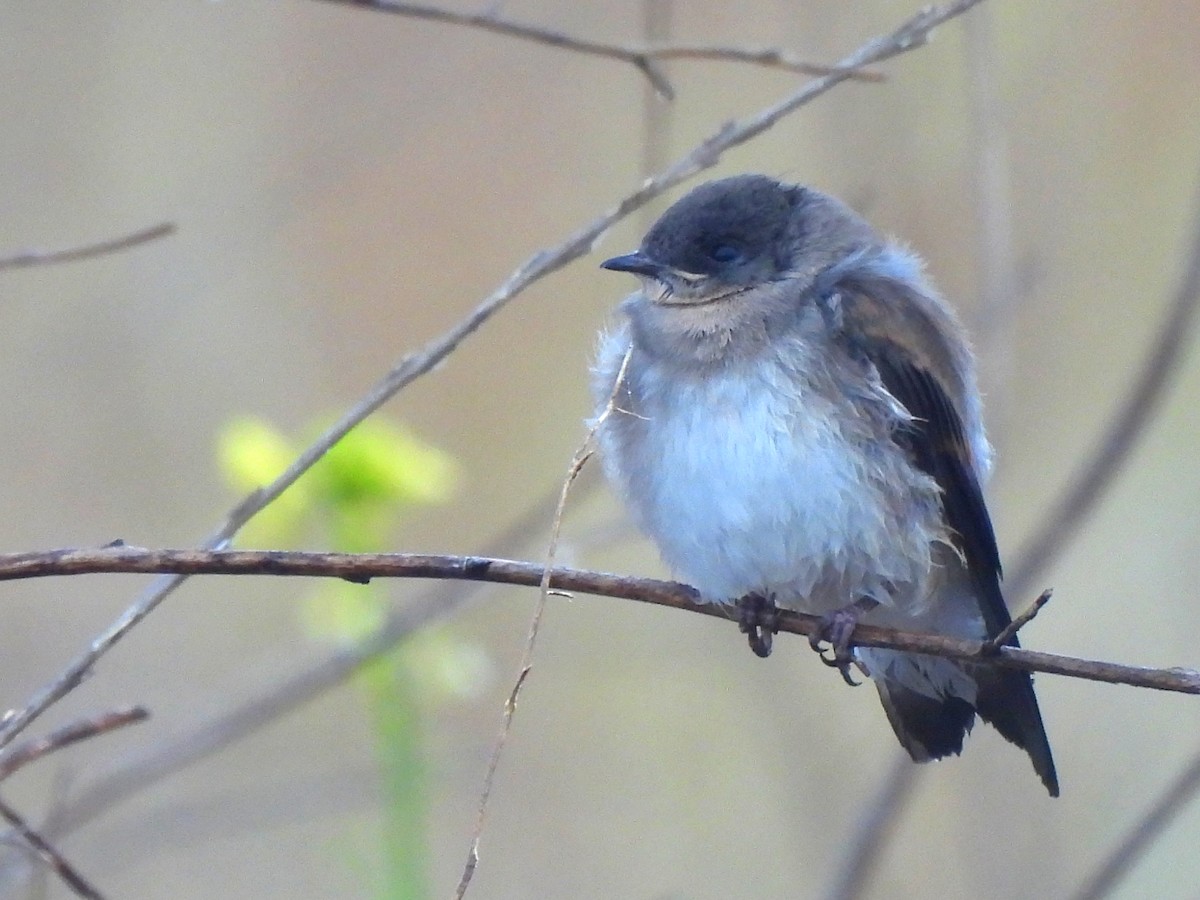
xmin=868 ymin=649 xmax=1059 ymax=797
xmin=972 ymin=648 xmax=1059 ymax=796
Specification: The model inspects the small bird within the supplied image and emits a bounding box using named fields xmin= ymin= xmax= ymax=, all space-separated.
xmin=592 ymin=174 xmax=1057 ymax=796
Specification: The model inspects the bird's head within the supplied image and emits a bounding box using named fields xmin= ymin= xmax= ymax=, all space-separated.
xmin=601 ymin=175 xmax=808 ymax=307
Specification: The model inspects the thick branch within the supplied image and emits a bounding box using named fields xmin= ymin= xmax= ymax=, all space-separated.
xmin=4 ymin=546 xmax=1197 ymax=695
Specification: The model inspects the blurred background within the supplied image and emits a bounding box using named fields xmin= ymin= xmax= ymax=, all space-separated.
xmin=1 ymin=1 xmax=1199 ymax=897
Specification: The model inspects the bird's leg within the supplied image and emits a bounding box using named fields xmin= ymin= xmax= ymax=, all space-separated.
xmin=737 ymin=592 xmax=779 ymax=659
xmin=809 ymin=596 xmax=879 ymax=686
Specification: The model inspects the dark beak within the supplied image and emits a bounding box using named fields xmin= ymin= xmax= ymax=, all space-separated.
xmin=600 ymin=252 xmax=666 ymax=279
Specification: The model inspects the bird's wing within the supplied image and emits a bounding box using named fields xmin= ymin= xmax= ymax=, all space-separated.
xmin=832 ymin=281 xmax=1006 ymax=633
xmin=832 ymin=279 xmax=1059 ymax=796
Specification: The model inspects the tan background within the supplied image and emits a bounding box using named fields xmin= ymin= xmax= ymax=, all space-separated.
xmin=1 ymin=1 xmax=1199 ymax=897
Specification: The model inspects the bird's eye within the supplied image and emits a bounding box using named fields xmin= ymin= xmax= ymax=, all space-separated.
xmin=709 ymin=244 xmax=742 ymax=263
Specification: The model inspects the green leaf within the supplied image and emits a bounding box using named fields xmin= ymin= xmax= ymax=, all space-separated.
xmin=314 ymin=419 xmax=458 ymax=511
xmin=216 ymin=417 xmax=312 ymax=544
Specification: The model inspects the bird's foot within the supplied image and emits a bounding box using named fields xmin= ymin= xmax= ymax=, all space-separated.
xmin=737 ymin=592 xmax=779 ymax=659
xmin=808 ymin=597 xmax=879 ymax=686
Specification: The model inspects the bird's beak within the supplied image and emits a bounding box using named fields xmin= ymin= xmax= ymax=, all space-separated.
xmin=600 ymin=252 xmax=667 ymax=280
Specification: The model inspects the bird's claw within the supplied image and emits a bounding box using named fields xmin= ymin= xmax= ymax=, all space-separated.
xmin=823 ymin=652 xmax=862 ymax=686
xmin=808 ymin=601 xmax=873 ymax=686
xmin=737 ymin=593 xmax=779 ymax=659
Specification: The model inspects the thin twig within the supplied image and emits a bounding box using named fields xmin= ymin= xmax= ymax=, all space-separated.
xmin=454 ymin=347 xmax=633 ymax=899
xmin=1071 ymin=751 xmax=1200 ymax=900
xmin=0 ymin=223 xmax=175 ymax=272
xmin=645 ymin=44 xmax=885 ymax=81
xmin=0 ymin=707 xmax=149 ymax=782
xmin=984 ymin=589 xmax=1052 ymax=653
xmin=0 ymin=0 xmax=985 ymax=757
xmin=0 ymin=545 xmax=1196 ymax=695
xmin=317 ymin=0 xmax=882 ymax=100
xmin=0 ymin=797 xmax=103 ymax=899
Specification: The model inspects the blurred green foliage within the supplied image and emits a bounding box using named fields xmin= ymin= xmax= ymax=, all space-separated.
xmin=219 ymin=416 xmax=461 ymax=900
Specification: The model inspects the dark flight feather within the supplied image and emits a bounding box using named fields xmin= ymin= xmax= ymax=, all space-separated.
xmin=834 ymin=279 xmax=1059 ymax=797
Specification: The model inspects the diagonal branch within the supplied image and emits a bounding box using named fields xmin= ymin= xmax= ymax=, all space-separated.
xmin=316 ymin=0 xmax=883 ymax=100
xmin=0 ymin=798 xmax=104 ymax=899
xmin=644 ymin=44 xmax=885 ymax=82
xmin=0 ymin=0 xmax=986 ymax=755
xmin=0 ymin=545 xmax=1196 ymax=695
xmin=983 ymin=589 xmax=1052 ymax=653
xmin=823 ymin=754 xmax=917 ymax=900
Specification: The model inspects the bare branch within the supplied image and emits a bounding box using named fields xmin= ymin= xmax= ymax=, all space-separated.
xmin=315 ymin=0 xmax=882 ymax=100
xmin=0 ymin=707 xmax=149 ymax=782
xmin=0 ymin=223 xmax=175 ymax=272
xmin=645 ymin=44 xmax=885 ymax=81
xmin=0 ymin=798 xmax=104 ymax=899
xmin=0 ymin=545 xmax=1195 ymax=695
xmin=0 ymin=0 xmax=985 ymax=755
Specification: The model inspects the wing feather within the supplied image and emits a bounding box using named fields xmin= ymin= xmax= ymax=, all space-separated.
xmin=830 ymin=279 xmax=1059 ymax=795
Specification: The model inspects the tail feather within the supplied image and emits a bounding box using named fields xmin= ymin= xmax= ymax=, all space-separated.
xmin=971 ymin=568 xmax=1060 ymax=796
xmin=875 ymin=678 xmax=976 ymax=762
xmin=973 ymin=662 xmax=1059 ymax=797
xmin=871 ymin=653 xmax=1059 ymax=797
xmin=862 ymin=537 xmax=1059 ymax=795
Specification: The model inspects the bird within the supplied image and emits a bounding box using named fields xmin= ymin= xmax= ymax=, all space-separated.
xmin=591 ymin=174 xmax=1058 ymax=796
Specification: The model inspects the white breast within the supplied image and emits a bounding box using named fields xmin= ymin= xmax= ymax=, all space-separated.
xmin=595 ymin=333 xmax=944 ymax=615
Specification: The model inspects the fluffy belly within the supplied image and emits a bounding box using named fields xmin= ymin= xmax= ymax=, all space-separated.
xmin=601 ymin=365 xmax=945 ymax=614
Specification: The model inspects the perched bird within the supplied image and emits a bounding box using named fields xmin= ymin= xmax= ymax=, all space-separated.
xmin=592 ymin=174 xmax=1057 ymax=795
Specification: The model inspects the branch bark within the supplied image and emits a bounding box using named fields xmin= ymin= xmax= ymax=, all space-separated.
xmin=3 ymin=545 xmax=1197 ymax=695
